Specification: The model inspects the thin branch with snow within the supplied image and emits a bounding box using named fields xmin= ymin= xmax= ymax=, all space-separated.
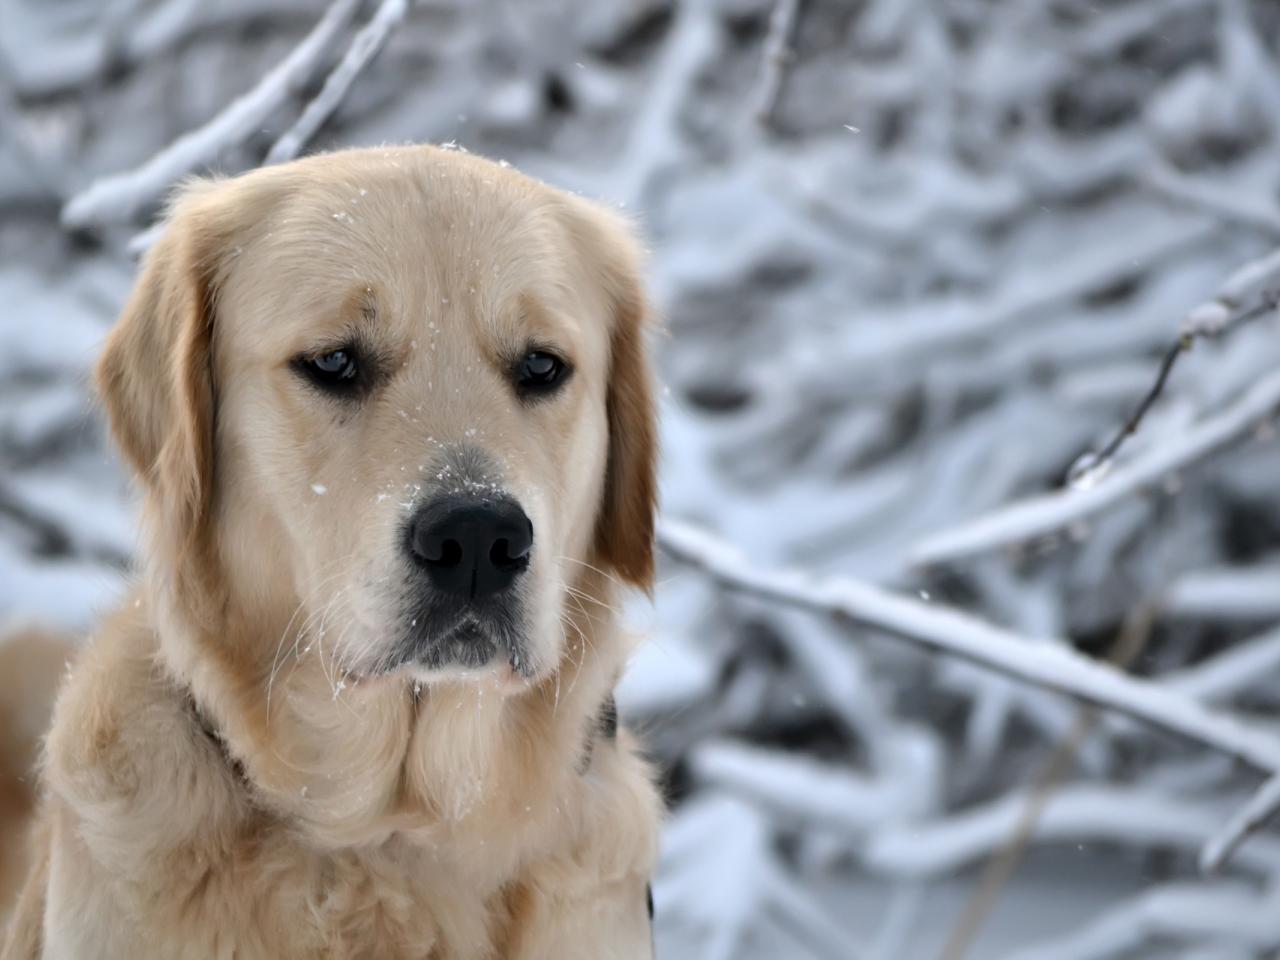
xmin=1145 ymin=164 xmax=1280 ymax=239
xmin=61 ymin=0 xmax=364 ymax=229
xmin=998 ymin=880 xmax=1280 ymax=960
xmin=1165 ymin=624 xmax=1280 ymax=703
xmin=1070 ymin=278 xmax=1280 ymax=491
xmin=861 ymin=784 xmax=1280 ymax=878
xmin=910 ymin=364 xmax=1280 ymax=566
xmin=938 ymin=603 xmax=1159 ymax=960
xmin=753 ymin=0 xmax=803 ymax=126
xmin=658 ymin=794 xmax=861 ymax=960
xmin=1201 ymin=771 xmax=1280 ymax=874
xmin=265 ymin=0 xmax=412 ymax=165
xmin=1167 ymin=565 xmax=1280 ymax=622
xmin=659 ymin=518 xmax=1280 ymax=773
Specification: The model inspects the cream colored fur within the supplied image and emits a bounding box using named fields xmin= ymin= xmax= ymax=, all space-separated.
xmin=0 ymin=145 xmax=662 ymax=959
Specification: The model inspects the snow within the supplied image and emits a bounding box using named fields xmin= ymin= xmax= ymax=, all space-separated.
xmin=8 ymin=0 xmax=1280 ymax=955
xmin=911 ymin=367 xmax=1280 ymax=568
xmin=1000 ymin=880 xmax=1280 ymax=960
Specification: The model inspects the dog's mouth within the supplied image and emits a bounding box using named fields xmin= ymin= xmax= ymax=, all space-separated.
xmin=384 ymin=604 xmax=534 ymax=681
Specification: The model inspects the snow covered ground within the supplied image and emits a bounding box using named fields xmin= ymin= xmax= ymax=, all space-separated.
xmin=6 ymin=0 xmax=1280 ymax=955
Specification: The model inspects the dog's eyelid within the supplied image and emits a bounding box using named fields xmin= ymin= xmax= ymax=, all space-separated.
xmin=510 ymin=343 xmax=573 ymax=402
xmin=521 ymin=339 xmax=573 ymax=368
xmin=290 ymin=334 xmax=387 ymax=399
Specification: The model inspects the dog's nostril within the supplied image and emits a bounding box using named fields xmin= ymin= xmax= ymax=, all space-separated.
xmin=407 ymin=495 xmax=533 ymax=601
xmin=426 ymin=538 xmax=463 ymax=567
xmin=489 ymin=538 xmax=530 ymax=570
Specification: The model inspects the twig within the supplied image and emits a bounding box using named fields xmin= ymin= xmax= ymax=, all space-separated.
xmin=1068 ymin=246 xmax=1280 ymax=487
xmin=1065 ymin=291 xmax=1279 ymax=491
xmin=658 ymin=518 xmax=1280 ymax=773
xmin=60 ymin=0 xmax=363 ymax=229
xmin=265 ymin=0 xmax=412 ymax=165
xmin=1201 ymin=771 xmax=1280 ymax=874
xmin=937 ymin=603 xmax=1159 ymax=960
xmin=909 ymin=363 xmax=1280 ymax=566
xmin=1063 ymin=337 xmax=1189 ymax=489
xmin=753 ymin=0 xmax=803 ymax=127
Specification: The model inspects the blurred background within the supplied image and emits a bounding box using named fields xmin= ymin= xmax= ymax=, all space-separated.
xmin=5 ymin=0 xmax=1280 ymax=956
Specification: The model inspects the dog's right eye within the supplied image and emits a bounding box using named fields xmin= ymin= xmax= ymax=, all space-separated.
xmin=297 ymin=348 xmax=360 ymax=392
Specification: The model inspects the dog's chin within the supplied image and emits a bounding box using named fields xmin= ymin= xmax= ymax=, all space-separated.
xmin=407 ymin=658 xmax=532 ymax=696
xmin=378 ymin=615 xmax=539 ymax=694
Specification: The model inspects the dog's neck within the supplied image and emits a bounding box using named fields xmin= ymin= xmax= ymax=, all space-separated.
xmin=151 ymin=565 xmax=627 ymax=857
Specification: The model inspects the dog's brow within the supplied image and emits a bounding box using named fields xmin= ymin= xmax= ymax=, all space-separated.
xmin=348 ymin=284 xmax=378 ymax=324
xmin=515 ymin=291 xmax=565 ymax=341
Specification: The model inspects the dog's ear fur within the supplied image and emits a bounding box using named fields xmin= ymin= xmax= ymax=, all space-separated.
xmin=96 ymin=180 xmax=234 ymax=620
xmin=563 ymin=200 xmax=660 ymax=592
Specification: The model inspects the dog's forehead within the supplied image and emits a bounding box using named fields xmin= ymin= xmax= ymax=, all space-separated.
xmin=220 ymin=150 xmax=590 ymax=347
xmin=282 ymin=160 xmax=556 ymax=277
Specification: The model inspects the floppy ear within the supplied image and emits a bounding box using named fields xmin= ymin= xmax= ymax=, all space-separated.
xmin=96 ymin=183 xmax=226 ymax=617
xmin=565 ymin=201 xmax=660 ymax=592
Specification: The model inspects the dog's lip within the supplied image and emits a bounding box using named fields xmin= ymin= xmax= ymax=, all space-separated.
xmin=489 ymin=661 xmax=530 ymax=696
xmin=399 ymin=654 xmax=532 ymax=697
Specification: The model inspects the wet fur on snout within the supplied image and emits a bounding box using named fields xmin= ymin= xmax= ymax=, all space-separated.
xmin=0 ymin=145 xmax=663 ymax=960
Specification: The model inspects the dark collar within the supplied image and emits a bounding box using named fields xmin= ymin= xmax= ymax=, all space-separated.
xmin=182 ymin=687 xmax=249 ymax=785
xmin=577 ymin=693 xmax=619 ymax=774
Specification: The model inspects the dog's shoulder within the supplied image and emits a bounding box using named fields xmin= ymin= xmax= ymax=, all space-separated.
xmin=43 ymin=595 xmax=244 ymax=843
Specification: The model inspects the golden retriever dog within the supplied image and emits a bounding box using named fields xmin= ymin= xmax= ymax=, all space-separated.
xmin=0 ymin=145 xmax=662 ymax=959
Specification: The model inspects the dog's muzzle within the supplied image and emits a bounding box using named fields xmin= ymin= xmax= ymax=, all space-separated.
xmin=392 ymin=492 xmax=535 ymax=675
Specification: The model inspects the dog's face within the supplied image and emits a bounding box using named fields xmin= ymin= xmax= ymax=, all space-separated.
xmin=97 ymin=147 xmax=657 ymax=694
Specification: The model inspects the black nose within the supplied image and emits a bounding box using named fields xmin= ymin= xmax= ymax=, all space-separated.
xmin=407 ymin=496 xmax=533 ymax=600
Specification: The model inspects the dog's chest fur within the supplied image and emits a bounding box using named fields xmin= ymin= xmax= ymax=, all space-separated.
xmin=36 ymin=609 xmax=656 ymax=960
xmin=46 ymin=801 xmax=505 ymax=959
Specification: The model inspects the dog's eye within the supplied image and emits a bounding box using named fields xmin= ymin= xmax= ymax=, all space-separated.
xmin=299 ymin=348 xmax=360 ymax=391
xmin=515 ymin=350 xmax=570 ymax=397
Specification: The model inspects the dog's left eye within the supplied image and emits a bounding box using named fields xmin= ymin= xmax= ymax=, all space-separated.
xmin=297 ymin=348 xmax=360 ymax=392
xmin=515 ymin=350 xmax=570 ymax=397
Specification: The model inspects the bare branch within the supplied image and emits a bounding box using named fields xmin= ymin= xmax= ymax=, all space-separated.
xmin=1069 ymin=289 xmax=1278 ymax=491
xmin=659 ymin=518 xmax=1280 ymax=774
xmin=60 ymin=0 xmax=364 ymax=229
xmin=938 ymin=604 xmax=1159 ymax=960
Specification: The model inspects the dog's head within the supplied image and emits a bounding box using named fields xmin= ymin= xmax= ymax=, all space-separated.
xmin=97 ymin=147 xmax=656 ymax=696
